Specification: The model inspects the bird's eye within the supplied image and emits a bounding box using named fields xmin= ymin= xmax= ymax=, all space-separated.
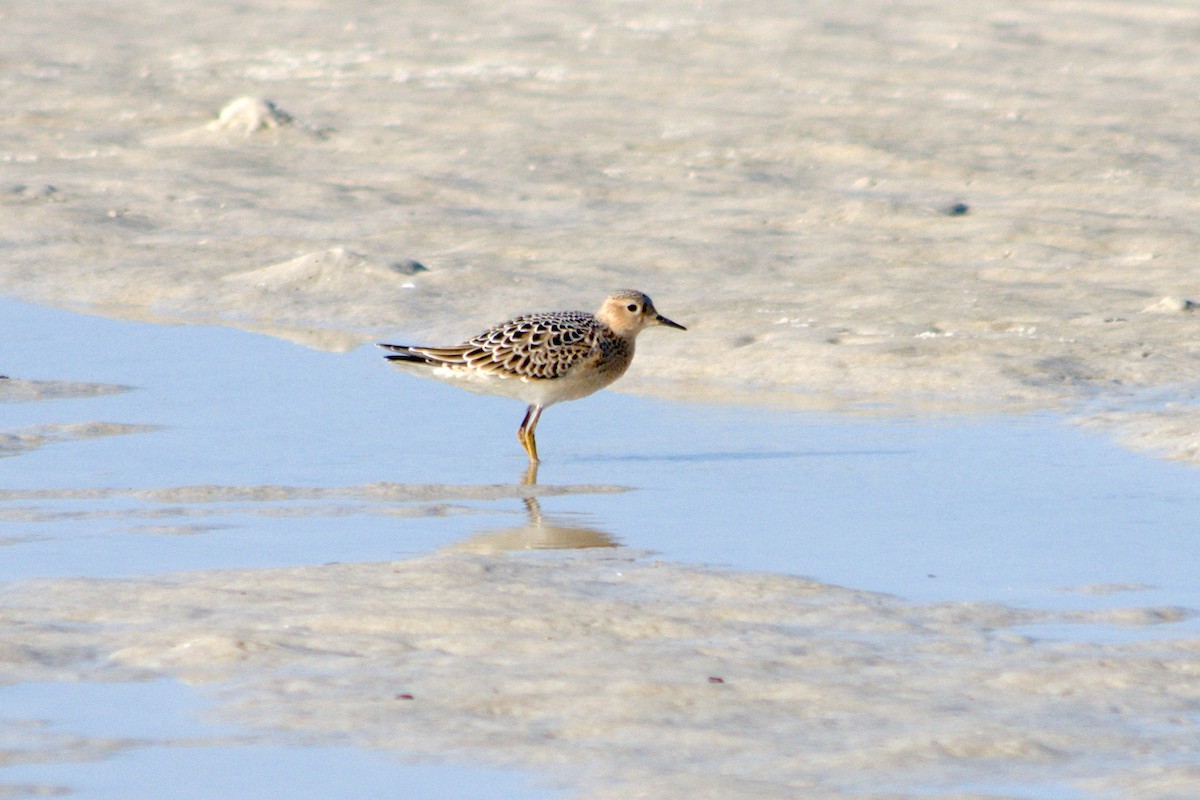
xmin=627 ymin=303 xmax=639 ymax=312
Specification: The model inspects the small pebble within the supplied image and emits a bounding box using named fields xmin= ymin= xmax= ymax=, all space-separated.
xmin=390 ymin=259 xmax=429 ymax=276
xmin=941 ymin=201 xmax=970 ymax=216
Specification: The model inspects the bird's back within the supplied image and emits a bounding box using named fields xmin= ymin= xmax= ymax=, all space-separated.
xmin=463 ymin=310 xmax=601 ymax=380
xmin=382 ymin=310 xmax=636 ymax=405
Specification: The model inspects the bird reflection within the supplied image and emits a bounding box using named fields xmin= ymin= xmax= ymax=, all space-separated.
xmin=443 ymin=464 xmax=618 ymax=554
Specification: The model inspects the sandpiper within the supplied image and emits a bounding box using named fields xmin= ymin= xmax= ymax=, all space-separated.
xmin=379 ymin=289 xmax=686 ymax=462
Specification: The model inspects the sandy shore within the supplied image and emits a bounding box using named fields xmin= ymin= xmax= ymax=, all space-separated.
xmin=4 ymin=0 xmax=1200 ymax=456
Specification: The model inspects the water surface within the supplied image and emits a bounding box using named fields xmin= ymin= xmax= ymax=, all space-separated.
xmin=4 ymin=298 xmax=1199 ymax=800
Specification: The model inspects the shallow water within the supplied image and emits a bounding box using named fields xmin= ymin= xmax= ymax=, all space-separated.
xmin=4 ymin=297 xmax=1199 ymax=618
xmin=4 ymin=298 xmax=1200 ymax=799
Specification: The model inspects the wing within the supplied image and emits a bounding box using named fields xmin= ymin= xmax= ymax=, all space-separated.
xmin=413 ymin=311 xmax=597 ymax=379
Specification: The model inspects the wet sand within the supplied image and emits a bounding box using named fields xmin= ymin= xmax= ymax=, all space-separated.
xmin=5 ymin=550 xmax=1199 ymax=800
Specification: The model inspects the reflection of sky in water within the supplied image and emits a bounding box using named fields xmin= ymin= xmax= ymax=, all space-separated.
xmin=3 ymin=297 xmax=1198 ymax=623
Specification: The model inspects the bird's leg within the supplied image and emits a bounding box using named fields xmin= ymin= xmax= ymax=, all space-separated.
xmin=517 ymin=404 xmax=543 ymax=463
xmin=517 ymin=406 xmax=532 ymax=456
xmin=526 ymin=405 xmax=544 ymax=462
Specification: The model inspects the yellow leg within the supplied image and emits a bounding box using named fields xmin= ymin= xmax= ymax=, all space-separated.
xmin=517 ymin=404 xmax=543 ymax=463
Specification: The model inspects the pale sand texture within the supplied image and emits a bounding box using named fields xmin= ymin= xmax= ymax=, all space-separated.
xmin=2 ymin=552 xmax=1197 ymax=799
xmin=0 ymin=378 xmax=132 ymax=405
xmin=3 ymin=1 xmax=1200 ymax=453
xmin=0 ymin=421 xmax=158 ymax=459
xmin=0 ymin=483 xmax=624 ymax=530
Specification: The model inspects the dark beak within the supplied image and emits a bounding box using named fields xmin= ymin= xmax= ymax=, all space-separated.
xmin=656 ymin=314 xmax=687 ymax=331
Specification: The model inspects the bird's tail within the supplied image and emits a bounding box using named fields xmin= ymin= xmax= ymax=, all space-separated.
xmin=377 ymin=343 xmax=435 ymax=365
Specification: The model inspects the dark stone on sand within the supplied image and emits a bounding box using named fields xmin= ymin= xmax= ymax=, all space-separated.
xmin=390 ymin=259 xmax=429 ymax=275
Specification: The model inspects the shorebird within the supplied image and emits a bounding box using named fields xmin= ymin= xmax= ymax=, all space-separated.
xmin=379 ymin=289 xmax=686 ymax=462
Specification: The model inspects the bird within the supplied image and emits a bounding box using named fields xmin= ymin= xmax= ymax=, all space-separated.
xmin=379 ymin=289 xmax=686 ymax=463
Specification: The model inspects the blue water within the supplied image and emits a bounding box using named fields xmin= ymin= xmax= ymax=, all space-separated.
xmin=3 ymin=296 xmax=1198 ymax=800
xmin=3 ymin=297 xmax=1198 ymax=616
